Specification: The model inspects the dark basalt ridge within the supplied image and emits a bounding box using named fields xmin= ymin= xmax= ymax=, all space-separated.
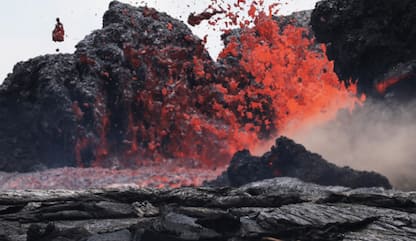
xmin=0 ymin=178 xmax=415 ymax=241
xmin=311 ymin=0 xmax=416 ymax=99
xmin=208 ymin=136 xmax=392 ymax=189
xmin=0 ymin=1 xmax=221 ymax=171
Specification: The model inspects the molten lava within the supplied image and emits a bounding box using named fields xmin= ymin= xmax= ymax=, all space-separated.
xmin=375 ymin=73 xmax=411 ymax=95
xmin=214 ymin=1 xmax=363 ymax=135
xmin=72 ymin=1 xmax=363 ymax=182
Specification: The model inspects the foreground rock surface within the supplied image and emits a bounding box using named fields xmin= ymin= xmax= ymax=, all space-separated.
xmin=0 ymin=177 xmax=415 ymax=241
xmin=209 ymin=136 xmax=392 ymax=189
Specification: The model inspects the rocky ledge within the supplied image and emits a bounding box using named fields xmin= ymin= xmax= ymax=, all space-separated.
xmin=311 ymin=0 xmax=416 ymax=99
xmin=0 ymin=177 xmax=415 ymax=241
xmin=208 ymin=136 xmax=391 ymax=189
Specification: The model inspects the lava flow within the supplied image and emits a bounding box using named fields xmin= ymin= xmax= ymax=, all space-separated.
xmin=67 ymin=1 xmax=364 ymax=187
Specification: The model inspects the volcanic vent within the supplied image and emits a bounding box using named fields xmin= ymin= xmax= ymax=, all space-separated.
xmin=0 ymin=1 xmax=378 ymax=189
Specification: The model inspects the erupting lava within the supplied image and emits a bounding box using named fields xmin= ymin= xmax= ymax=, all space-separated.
xmin=216 ymin=2 xmax=364 ymax=136
xmin=73 ymin=1 xmax=364 ymax=177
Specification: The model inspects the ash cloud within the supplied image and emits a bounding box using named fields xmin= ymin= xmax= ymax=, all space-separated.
xmin=289 ymin=99 xmax=416 ymax=190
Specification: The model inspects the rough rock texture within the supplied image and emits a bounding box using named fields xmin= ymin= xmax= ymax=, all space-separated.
xmin=311 ymin=0 xmax=416 ymax=98
xmin=0 ymin=1 xmax=220 ymax=171
xmin=208 ymin=136 xmax=392 ymax=189
xmin=0 ymin=177 xmax=415 ymax=241
xmin=0 ymin=166 xmax=225 ymax=190
xmin=0 ymin=1 xmax=300 ymax=172
xmin=275 ymin=10 xmax=312 ymax=29
xmin=0 ymin=54 xmax=79 ymax=171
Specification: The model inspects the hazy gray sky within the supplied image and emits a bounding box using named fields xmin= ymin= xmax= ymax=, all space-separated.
xmin=0 ymin=0 xmax=318 ymax=82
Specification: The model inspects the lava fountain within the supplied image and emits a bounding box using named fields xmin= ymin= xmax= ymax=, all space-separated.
xmin=72 ymin=0 xmax=364 ymax=177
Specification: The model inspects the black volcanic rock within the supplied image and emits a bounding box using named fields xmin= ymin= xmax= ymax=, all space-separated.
xmin=311 ymin=0 xmax=416 ymax=98
xmin=0 ymin=1 xmax=218 ymax=171
xmin=0 ymin=178 xmax=415 ymax=241
xmin=0 ymin=1 xmax=290 ymax=172
xmin=0 ymin=54 xmax=80 ymax=171
xmin=208 ymin=136 xmax=392 ymax=189
xmin=274 ymin=10 xmax=312 ymax=29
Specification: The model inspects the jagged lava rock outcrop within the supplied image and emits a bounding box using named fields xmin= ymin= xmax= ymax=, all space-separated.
xmin=0 ymin=1 xmax=345 ymax=174
xmin=208 ymin=136 xmax=392 ymax=189
xmin=0 ymin=178 xmax=414 ymax=241
xmin=311 ymin=0 xmax=416 ymax=98
xmin=0 ymin=1 xmax=228 ymax=171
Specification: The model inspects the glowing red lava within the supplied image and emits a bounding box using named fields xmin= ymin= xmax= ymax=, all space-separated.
xmin=375 ymin=73 xmax=411 ymax=95
xmin=71 ymin=1 xmax=364 ymax=188
xmin=213 ymin=1 xmax=364 ymax=137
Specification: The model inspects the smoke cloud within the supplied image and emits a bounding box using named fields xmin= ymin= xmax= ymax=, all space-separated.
xmin=288 ymin=99 xmax=416 ymax=190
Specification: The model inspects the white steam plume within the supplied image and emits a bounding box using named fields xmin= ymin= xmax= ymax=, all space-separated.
xmin=289 ymin=99 xmax=416 ymax=190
